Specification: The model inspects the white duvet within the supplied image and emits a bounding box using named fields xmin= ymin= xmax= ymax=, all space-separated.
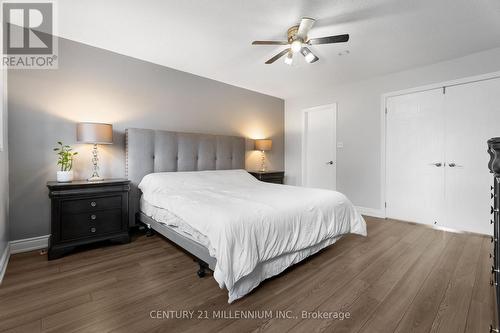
xmin=139 ymin=169 xmax=366 ymax=302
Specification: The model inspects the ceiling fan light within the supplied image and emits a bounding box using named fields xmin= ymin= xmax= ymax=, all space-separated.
xmin=305 ymin=52 xmax=315 ymax=63
xmin=284 ymin=52 xmax=293 ymax=65
xmin=301 ymin=47 xmax=318 ymax=63
xmin=291 ymin=40 xmax=302 ymax=53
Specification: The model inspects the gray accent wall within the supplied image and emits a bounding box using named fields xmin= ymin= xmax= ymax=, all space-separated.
xmin=0 ymin=72 xmax=8 ymax=262
xmin=8 ymin=37 xmax=284 ymax=241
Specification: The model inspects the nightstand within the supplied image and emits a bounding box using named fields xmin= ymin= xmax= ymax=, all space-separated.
xmin=248 ymin=171 xmax=285 ymax=184
xmin=46 ymin=179 xmax=130 ymax=260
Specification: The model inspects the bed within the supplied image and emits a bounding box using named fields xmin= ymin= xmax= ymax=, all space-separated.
xmin=125 ymin=128 xmax=366 ymax=303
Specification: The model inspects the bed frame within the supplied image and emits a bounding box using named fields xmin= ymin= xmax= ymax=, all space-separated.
xmin=125 ymin=128 xmax=246 ymax=277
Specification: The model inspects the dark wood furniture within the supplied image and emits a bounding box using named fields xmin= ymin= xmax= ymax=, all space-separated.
xmin=488 ymin=137 xmax=500 ymax=332
xmin=47 ymin=179 xmax=130 ymax=260
xmin=247 ymin=170 xmax=285 ymax=184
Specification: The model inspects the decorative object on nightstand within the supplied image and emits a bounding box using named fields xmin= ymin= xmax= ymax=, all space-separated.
xmin=53 ymin=141 xmax=78 ymax=182
xmin=77 ymin=122 xmax=113 ymax=181
xmin=46 ymin=179 xmax=130 ymax=260
xmin=255 ymin=139 xmax=272 ymax=171
xmin=248 ymin=170 xmax=284 ymax=184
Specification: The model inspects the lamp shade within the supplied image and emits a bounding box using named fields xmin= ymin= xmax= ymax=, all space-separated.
xmin=255 ymin=139 xmax=272 ymax=151
xmin=76 ymin=122 xmax=113 ymax=144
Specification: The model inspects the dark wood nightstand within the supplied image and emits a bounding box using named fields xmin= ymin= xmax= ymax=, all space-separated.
xmin=46 ymin=179 xmax=130 ymax=260
xmin=248 ymin=171 xmax=285 ymax=184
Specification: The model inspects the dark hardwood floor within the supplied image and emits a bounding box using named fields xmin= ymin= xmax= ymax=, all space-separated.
xmin=0 ymin=217 xmax=493 ymax=333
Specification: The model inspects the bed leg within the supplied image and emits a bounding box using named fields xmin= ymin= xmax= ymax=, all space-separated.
xmin=197 ymin=260 xmax=208 ymax=278
xmin=145 ymin=223 xmax=155 ymax=237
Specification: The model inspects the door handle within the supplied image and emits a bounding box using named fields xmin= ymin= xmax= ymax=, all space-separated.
xmin=447 ymin=162 xmax=463 ymax=168
xmin=429 ymin=162 xmax=442 ymax=167
xmin=326 ymin=161 xmax=334 ymax=165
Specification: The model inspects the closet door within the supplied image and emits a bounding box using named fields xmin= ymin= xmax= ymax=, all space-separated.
xmin=386 ymin=89 xmax=445 ymax=225
xmin=444 ymin=77 xmax=500 ymax=235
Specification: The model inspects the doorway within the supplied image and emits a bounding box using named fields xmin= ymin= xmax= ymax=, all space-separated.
xmin=385 ymin=76 xmax=500 ymax=235
xmin=302 ymin=104 xmax=337 ymax=190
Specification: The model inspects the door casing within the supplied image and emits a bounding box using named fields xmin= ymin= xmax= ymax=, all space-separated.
xmin=381 ymin=70 xmax=500 ymax=234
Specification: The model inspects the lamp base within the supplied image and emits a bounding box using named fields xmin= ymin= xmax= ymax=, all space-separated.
xmin=260 ymin=150 xmax=267 ymax=172
xmin=88 ymin=144 xmax=103 ymax=182
xmin=87 ymin=176 xmax=104 ymax=182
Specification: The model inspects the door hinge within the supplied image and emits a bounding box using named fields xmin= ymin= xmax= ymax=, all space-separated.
xmin=384 ymin=202 xmax=387 ymax=208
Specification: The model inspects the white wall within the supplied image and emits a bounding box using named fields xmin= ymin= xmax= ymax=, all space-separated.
xmin=285 ymin=47 xmax=500 ymax=212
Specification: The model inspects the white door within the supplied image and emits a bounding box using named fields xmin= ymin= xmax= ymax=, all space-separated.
xmin=386 ymin=76 xmax=500 ymax=235
xmin=302 ymin=104 xmax=337 ymax=190
xmin=444 ymin=78 xmax=500 ymax=234
xmin=386 ymin=89 xmax=446 ymax=225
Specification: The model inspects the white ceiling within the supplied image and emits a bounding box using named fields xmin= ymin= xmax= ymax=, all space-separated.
xmin=56 ymin=0 xmax=500 ymax=99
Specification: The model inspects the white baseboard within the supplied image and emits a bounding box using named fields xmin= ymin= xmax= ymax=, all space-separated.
xmin=9 ymin=235 xmax=50 ymax=254
xmin=0 ymin=235 xmax=50 ymax=284
xmin=0 ymin=243 xmax=10 ymax=284
xmin=356 ymin=206 xmax=386 ymax=219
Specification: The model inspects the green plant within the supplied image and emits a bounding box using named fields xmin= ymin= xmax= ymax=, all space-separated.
xmin=53 ymin=142 xmax=78 ymax=171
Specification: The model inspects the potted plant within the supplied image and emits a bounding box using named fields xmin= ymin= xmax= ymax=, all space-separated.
xmin=53 ymin=142 xmax=78 ymax=182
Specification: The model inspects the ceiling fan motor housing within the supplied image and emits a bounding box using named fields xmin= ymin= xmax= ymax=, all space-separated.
xmin=287 ymin=25 xmax=301 ymax=42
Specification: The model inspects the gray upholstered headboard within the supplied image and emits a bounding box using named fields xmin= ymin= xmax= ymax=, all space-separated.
xmin=125 ymin=128 xmax=246 ymax=226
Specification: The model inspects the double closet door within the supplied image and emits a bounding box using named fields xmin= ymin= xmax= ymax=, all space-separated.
xmin=386 ymin=77 xmax=500 ymax=235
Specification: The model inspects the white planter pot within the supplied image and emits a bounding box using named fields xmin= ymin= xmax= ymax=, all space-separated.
xmin=57 ymin=170 xmax=74 ymax=183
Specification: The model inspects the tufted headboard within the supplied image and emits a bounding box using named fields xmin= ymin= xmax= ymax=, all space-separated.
xmin=125 ymin=128 xmax=246 ymax=226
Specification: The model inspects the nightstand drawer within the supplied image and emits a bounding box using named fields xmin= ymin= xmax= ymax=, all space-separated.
xmin=61 ymin=195 xmax=122 ymax=214
xmin=61 ymin=209 xmax=123 ymax=241
xmin=263 ymin=177 xmax=283 ymax=184
xmin=248 ymin=171 xmax=285 ymax=184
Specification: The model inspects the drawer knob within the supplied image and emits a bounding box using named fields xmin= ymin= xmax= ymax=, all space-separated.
xmin=90 ymin=214 xmax=97 ymax=220
xmin=91 ymin=201 xmax=97 ymax=207
xmin=90 ymin=227 xmax=96 ymax=233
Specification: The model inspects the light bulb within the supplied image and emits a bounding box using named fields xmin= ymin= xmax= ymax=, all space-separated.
xmin=284 ymin=52 xmax=293 ymax=65
xmin=291 ymin=40 xmax=302 ymax=53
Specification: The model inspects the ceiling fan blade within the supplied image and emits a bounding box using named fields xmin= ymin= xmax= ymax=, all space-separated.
xmin=265 ymin=49 xmax=291 ymax=64
xmin=252 ymin=41 xmax=288 ymax=45
xmin=308 ymin=34 xmax=349 ymax=45
xmin=297 ymin=17 xmax=315 ymax=39
xmin=300 ymin=47 xmax=319 ymax=63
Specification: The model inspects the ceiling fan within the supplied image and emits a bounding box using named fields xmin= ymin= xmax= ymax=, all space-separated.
xmin=252 ymin=17 xmax=349 ymax=65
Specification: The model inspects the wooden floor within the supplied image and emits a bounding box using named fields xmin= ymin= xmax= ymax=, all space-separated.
xmin=0 ymin=217 xmax=494 ymax=333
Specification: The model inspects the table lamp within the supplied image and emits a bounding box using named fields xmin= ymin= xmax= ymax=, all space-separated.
xmin=76 ymin=122 xmax=113 ymax=181
xmin=255 ymin=139 xmax=272 ymax=172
